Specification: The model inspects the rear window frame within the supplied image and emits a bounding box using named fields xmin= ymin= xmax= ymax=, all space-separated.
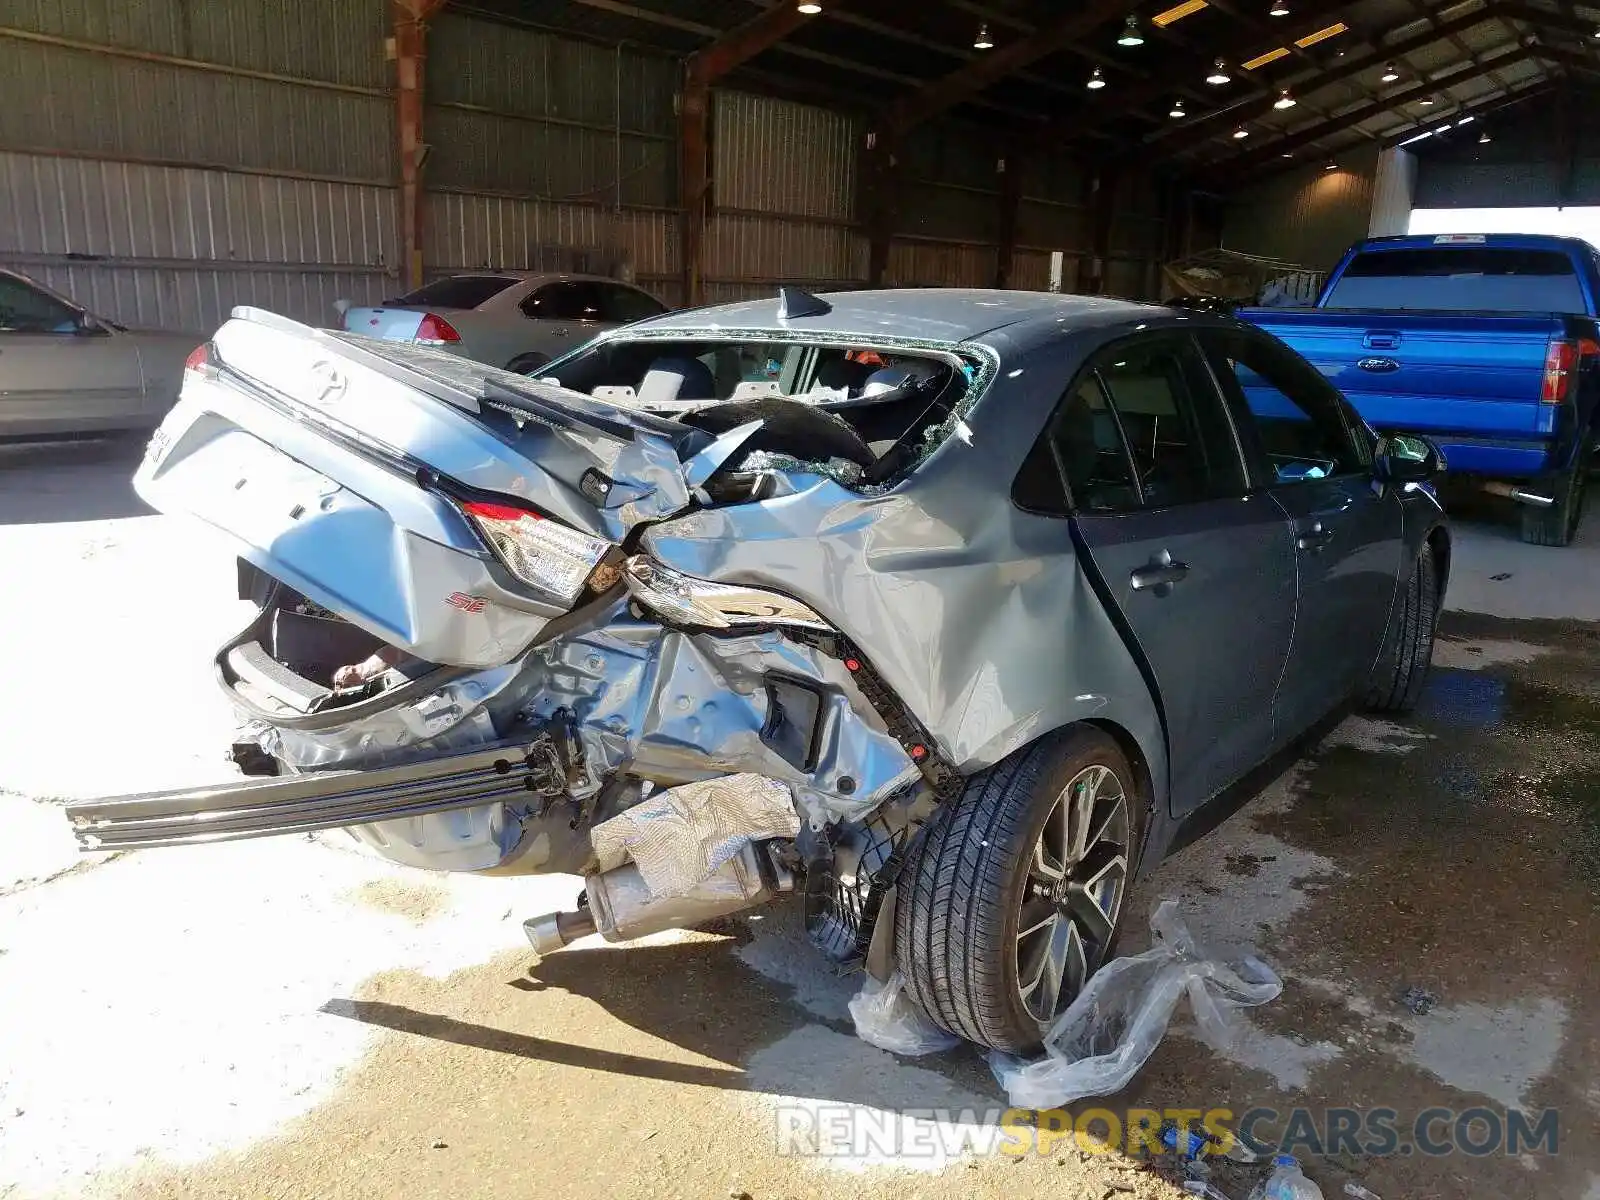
xmin=391 ymin=275 xmax=521 ymax=310
xmin=1323 ymin=245 xmax=1590 ymax=314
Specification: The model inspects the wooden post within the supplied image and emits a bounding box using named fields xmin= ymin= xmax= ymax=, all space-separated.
xmin=394 ymin=0 xmax=446 ymax=293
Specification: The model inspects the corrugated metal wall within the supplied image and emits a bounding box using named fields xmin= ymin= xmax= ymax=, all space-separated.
xmin=704 ymin=90 xmax=864 ymax=302
xmin=1 ymin=150 xmax=395 ymax=334
xmin=0 ymin=0 xmax=394 ymax=331
xmin=0 ymin=0 xmax=1182 ymax=332
xmin=420 ymin=13 xmax=682 ymax=301
xmin=1220 ymin=144 xmax=1380 ymax=272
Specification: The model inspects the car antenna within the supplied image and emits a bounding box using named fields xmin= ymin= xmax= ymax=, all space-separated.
xmin=778 ymin=286 xmax=831 ymax=320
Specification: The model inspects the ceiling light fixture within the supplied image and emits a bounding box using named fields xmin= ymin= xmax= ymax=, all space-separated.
xmin=1274 ymin=88 xmax=1296 ymax=109
xmin=1325 ymin=161 xmax=1339 ymax=170
xmin=1593 ymin=25 xmax=1600 ymax=39
xmin=973 ymin=21 xmax=993 ymax=49
xmin=1419 ymin=94 xmax=1436 ymax=106
xmin=1117 ymin=15 xmax=1145 ymax=46
xmin=1457 ymin=115 xmax=1474 ymax=124
xmin=1087 ymin=65 xmax=1107 ymax=89
xmin=1270 ymin=0 xmax=1290 ymax=14
xmin=1381 ymin=63 xmax=1400 ymax=83
xmin=1232 ymin=127 xmax=1250 ymax=138
xmin=796 ymin=1 xmax=821 ymax=11
xmin=1169 ymin=98 xmax=1187 ymax=118
xmin=1479 ymin=129 xmax=1492 ymax=143
xmin=1206 ymin=57 xmax=1232 ymax=84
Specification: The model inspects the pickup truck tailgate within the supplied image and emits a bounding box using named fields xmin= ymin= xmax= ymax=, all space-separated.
xmin=1240 ymin=309 xmax=1560 ymax=439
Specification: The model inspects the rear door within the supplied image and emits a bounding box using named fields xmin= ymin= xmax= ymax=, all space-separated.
xmin=1200 ymin=325 xmax=1404 ymax=740
xmin=1046 ymin=331 xmax=1298 ymax=816
xmin=0 ymin=273 xmax=145 ymax=436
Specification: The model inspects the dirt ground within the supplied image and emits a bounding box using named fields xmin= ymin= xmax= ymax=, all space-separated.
xmin=2 ymin=443 xmax=1597 ymax=1200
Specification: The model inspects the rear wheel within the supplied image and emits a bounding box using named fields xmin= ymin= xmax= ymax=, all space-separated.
xmin=894 ymin=727 xmax=1142 ymax=1053
xmin=1520 ymin=456 xmax=1588 ymax=546
xmin=1365 ymin=541 xmax=1439 ymax=713
xmin=507 ymin=352 xmax=551 ymax=375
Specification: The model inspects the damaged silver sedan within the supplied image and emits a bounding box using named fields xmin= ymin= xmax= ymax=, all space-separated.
xmin=65 ymin=288 xmax=1448 ymax=1053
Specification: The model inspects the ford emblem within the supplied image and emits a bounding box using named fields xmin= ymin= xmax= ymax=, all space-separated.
xmin=1358 ymin=356 xmax=1400 ymax=373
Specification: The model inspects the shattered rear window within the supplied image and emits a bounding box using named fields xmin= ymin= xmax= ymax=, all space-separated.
xmin=540 ymin=329 xmax=997 ymax=491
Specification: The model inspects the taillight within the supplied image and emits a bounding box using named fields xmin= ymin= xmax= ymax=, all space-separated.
xmin=460 ymin=500 xmax=612 ymax=606
xmin=183 ymin=342 xmax=215 ymax=383
xmin=415 ymin=313 xmax=461 ymax=345
xmin=1542 ymin=337 xmax=1599 ymax=404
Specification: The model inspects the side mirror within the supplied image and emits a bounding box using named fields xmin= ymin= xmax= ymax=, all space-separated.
xmin=1375 ymin=433 xmax=1443 ymax=484
xmin=333 ymin=298 xmax=351 ymax=317
xmin=74 ymin=314 xmax=107 ymax=336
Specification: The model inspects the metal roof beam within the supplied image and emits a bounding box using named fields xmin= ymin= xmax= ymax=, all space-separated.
xmin=1208 ymin=43 xmax=1530 ymax=175
xmin=1141 ymin=6 xmax=1502 ymax=151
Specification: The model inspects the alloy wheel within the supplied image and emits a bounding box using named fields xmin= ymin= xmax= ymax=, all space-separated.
xmin=1015 ymin=763 xmax=1131 ymax=1024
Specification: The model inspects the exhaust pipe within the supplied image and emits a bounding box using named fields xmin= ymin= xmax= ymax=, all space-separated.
xmin=1482 ymin=481 xmax=1556 ymax=508
xmin=523 ymin=841 xmax=791 ymax=954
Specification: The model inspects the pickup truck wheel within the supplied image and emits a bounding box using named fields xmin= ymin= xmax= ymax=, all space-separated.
xmin=893 ymin=726 xmax=1142 ymax=1053
xmin=1520 ymin=461 xmax=1587 ymax=547
xmin=1365 ymin=542 xmax=1439 ymax=714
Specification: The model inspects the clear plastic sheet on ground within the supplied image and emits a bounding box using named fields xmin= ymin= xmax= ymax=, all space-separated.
xmin=848 ymin=971 xmax=961 ymax=1055
xmin=988 ymin=899 xmax=1283 ymax=1110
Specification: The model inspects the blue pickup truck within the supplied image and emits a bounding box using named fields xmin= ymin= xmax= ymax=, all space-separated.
xmin=1240 ymin=232 xmax=1600 ymax=545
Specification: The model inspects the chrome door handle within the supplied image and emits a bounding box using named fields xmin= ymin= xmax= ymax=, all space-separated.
xmin=1130 ymin=552 xmax=1190 ymax=591
xmin=1297 ymin=521 xmax=1333 ymax=551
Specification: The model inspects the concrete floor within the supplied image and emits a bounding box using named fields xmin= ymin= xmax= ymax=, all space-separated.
xmin=1 ymin=442 xmax=1597 ymax=1200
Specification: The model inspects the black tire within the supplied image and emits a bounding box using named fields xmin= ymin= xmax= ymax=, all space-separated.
xmin=506 ymin=352 xmax=551 ymax=375
xmin=1520 ymin=460 xmax=1588 ymax=547
xmin=894 ymin=726 xmax=1143 ymax=1054
xmin=1365 ymin=541 xmax=1439 ymax=714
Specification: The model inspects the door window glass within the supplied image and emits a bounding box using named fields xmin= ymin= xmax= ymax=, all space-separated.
xmin=1013 ymin=335 xmax=1244 ymax=514
xmin=0 ymin=274 xmax=81 ymax=333
xmin=521 ymin=282 xmax=604 ymax=322
xmin=599 ymin=284 xmax=667 ymax=323
xmin=1096 ymin=338 xmax=1244 ymax=508
xmin=1202 ymin=329 xmax=1366 ymax=483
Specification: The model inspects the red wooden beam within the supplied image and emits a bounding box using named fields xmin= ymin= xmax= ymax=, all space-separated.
xmin=394 ymin=0 xmax=448 ymax=292
xmin=882 ymin=0 xmax=1128 ymax=136
xmin=680 ymin=4 xmax=833 ymax=306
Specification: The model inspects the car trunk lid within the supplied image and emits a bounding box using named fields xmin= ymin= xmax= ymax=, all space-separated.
xmin=137 ymin=308 xmax=693 ymax=671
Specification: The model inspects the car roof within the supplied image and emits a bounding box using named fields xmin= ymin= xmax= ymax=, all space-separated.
xmin=436 ymin=271 xmax=639 ymax=285
xmin=631 ymin=288 xmax=1175 ymax=344
xmin=1355 ymin=233 xmax=1599 ymax=255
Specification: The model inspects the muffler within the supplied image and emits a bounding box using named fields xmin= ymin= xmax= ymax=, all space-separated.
xmin=524 ymin=840 xmax=792 ymax=953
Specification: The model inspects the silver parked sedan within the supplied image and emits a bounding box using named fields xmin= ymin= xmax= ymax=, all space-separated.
xmin=69 ymin=290 xmax=1447 ymax=1053
xmin=339 ymin=272 xmax=669 ymax=374
xmin=0 ymin=270 xmax=198 ymax=439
